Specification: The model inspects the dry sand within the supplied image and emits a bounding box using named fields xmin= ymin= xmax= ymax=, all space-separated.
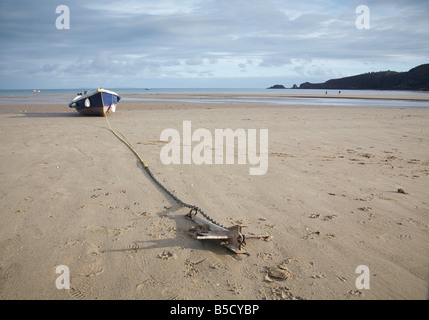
xmin=0 ymin=94 xmax=428 ymax=300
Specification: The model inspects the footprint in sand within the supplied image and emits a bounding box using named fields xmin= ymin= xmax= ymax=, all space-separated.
xmin=69 ymin=287 xmax=86 ymax=300
xmin=69 ymin=283 xmax=90 ymax=300
xmin=87 ymin=244 xmax=104 ymax=257
xmin=264 ymin=259 xmax=298 ymax=282
xmin=302 ymin=229 xmax=320 ymax=240
xmin=124 ymin=243 xmax=140 ymax=259
xmin=323 ymin=214 xmax=337 ymax=221
xmin=84 ymin=260 xmax=104 ymax=278
xmin=408 ymin=218 xmax=429 ymax=233
xmin=268 ymin=286 xmax=303 ymax=300
xmin=346 ymin=289 xmax=363 ymax=298
xmin=158 ymin=250 xmax=177 ymax=260
xmin=227 ymin=280 xmax=243 ymax=295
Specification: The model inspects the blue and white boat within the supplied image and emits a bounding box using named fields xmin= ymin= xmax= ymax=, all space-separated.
xmin=69 ymin=87 xmax=121 ymax=116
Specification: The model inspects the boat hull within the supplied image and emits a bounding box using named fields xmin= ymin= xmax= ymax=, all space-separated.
xmin=69 ymin=89 xmax=120 ymax=116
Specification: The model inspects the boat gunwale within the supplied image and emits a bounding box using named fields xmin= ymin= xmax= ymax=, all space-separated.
xmin=71 ymin=88 xmax=120 ymax=103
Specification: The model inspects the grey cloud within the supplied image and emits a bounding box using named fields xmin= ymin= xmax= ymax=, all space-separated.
xmin=0 ymin=0 xmax=428 ymax=88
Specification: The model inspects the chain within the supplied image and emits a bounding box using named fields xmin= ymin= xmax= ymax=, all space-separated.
xmin=143 ymin=166 xmax=228 ymax=230
xmin=105 ymin=113 xmax=227 ymax=230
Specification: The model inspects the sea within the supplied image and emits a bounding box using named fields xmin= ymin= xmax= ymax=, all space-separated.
xmin=0 ymin=88 xmax=428 ymax=108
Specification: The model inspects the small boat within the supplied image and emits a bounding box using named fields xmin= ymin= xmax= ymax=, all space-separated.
xmin=33 ymin=89 xmax=40 ymax=93
xmin=69 ymin=87 xmax=121 ymax=116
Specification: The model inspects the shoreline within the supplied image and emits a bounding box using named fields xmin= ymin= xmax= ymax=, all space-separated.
xmin=0 ymin=92 xmax=428 ymax=115
xmin=123 ymin=92 xmax=429 ymax=101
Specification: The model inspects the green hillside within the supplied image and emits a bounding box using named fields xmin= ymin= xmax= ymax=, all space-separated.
xmin=298 ymin=64 xmax=429 ymax=91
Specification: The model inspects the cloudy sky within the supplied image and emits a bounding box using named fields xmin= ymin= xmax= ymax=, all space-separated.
xmin=0 ymin=0 xmax=428 ymax=89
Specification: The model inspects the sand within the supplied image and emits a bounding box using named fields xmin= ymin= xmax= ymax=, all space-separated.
xmin=0 ymin=94 xmax=428 ymax=300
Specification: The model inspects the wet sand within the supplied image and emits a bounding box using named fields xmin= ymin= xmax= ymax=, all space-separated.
xmin=0 ymin=95 xmax=428 ymax=299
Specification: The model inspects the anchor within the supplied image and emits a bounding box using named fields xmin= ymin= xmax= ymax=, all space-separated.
xmin=104 ymin=112 xmax=270 ymax=255
xmin=186 ymin=209 xmax=270 ymax=254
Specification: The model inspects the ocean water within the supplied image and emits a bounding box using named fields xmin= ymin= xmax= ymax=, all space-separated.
xmin=0 ymin=88 xmax=428 ymax=108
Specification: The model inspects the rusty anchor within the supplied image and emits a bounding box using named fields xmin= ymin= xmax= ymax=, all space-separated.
xmin=186 ymin=209 xmax=270 ymax=254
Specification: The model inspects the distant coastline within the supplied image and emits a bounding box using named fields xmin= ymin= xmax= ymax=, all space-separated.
xmin=267 ymin=84 xmax=287 ymax=89
xmin=299 ymin=64 xmax=429 ymax=91
xmin=269 ymin=64 xmax=429 ymax=91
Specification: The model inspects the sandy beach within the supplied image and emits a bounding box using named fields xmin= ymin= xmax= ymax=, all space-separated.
xmin=0 ymin=94 xmax=428 ymax=300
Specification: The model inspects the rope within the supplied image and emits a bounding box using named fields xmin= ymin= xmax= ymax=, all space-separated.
xmin=105 ymin=112 xmax=148 ymax=167
xmin=104 ymin=112 xmax=227 ymax=229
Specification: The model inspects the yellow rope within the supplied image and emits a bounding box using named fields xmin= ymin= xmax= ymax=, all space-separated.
xmin=104 ymin=112 xmax=148 ymax=167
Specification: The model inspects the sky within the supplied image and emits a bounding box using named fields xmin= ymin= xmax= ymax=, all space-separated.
xmin=0 ymin=0 xmax=428 ymax=89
